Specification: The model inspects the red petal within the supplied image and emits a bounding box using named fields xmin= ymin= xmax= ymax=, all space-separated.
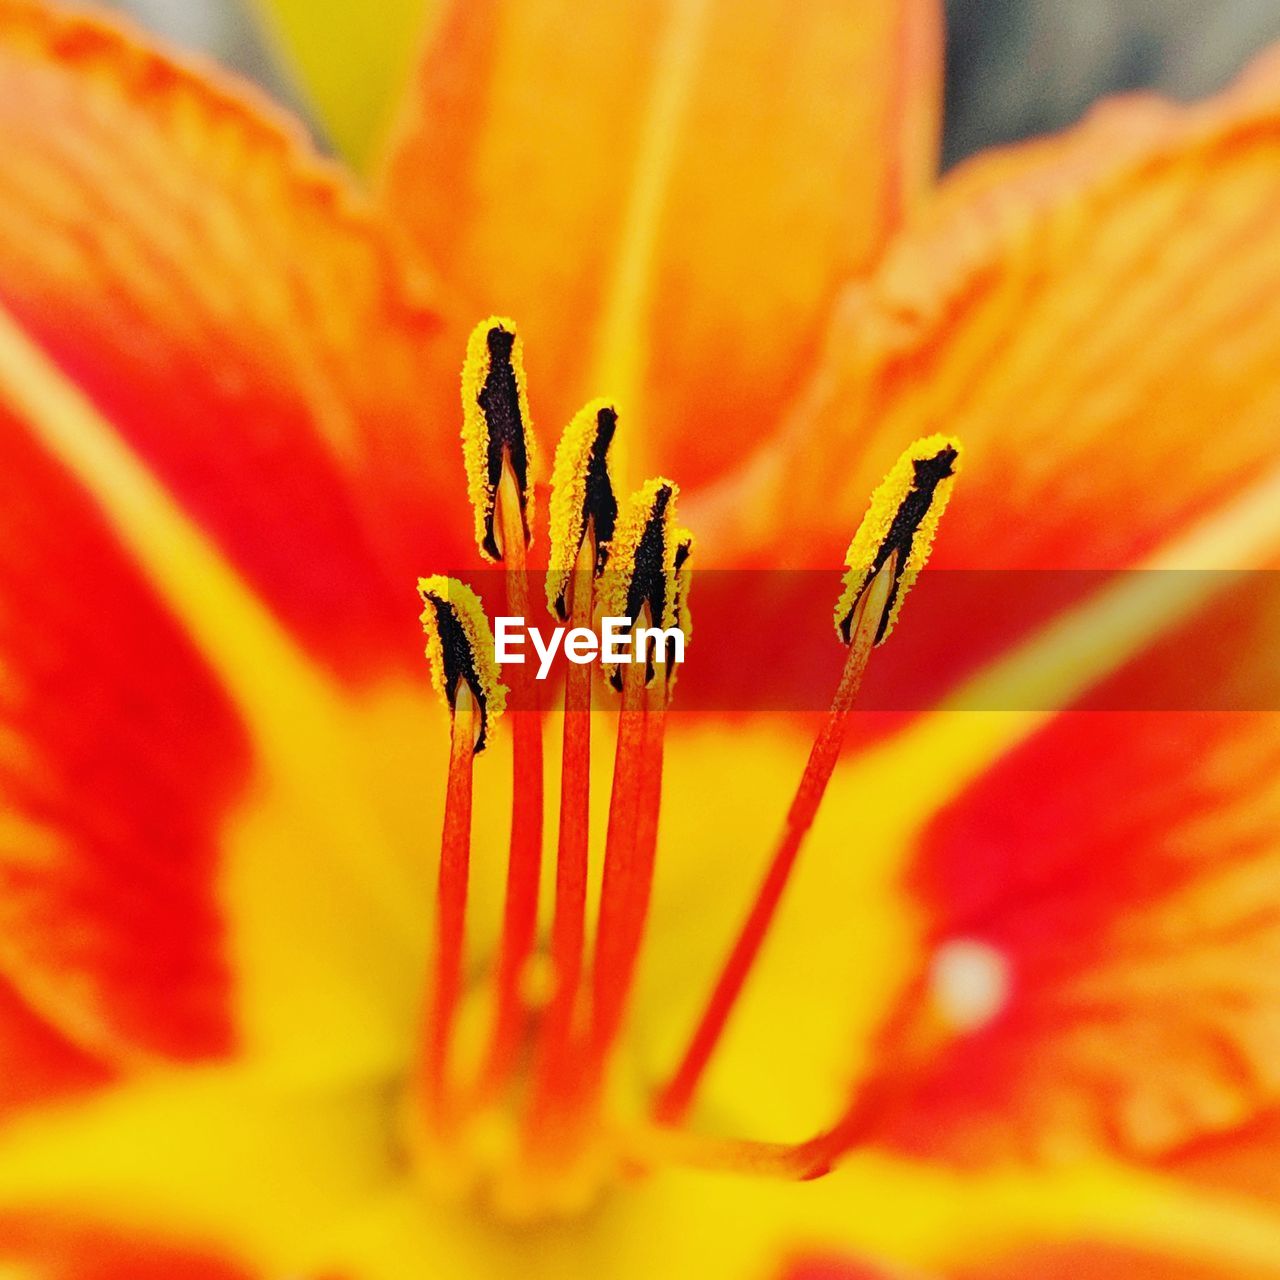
xmin=0 ymin=1 xmax=468 ymax=684
xmin=863 ymin=694 xmax=1280 ymax=1164
xmin=0 ymin=1213 xmax=253 ymax=1280
xmin=0 ymin=1 xmax=487 ymax=1117
xmin=0 ymin=418 xmax=245 ymax=1096
xmin=779 ymin=1258 xmax=913 ymax=1280
xmin=782 ymin=1244 xmax=1262 ymax=1280
xmin=0 ymin=976 xmax=109 ymax=1109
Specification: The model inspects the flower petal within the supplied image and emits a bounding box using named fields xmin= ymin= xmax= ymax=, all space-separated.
xmin=0 ymin=0 xmax=469 ymax=685
xmin=0 ymin=1064 xmax=398 ymax=1273
xmin=3 ymin=1064 xmax=1280 ymax=1279
xmin=315 ymin=1155 xmax=1280 ymax=1279
xmin=861 ymin=694 xmax=1280 ymax=1166
xmin=636 ymin=540 xmax=1280 ymax=1154
xmin=781 ymin=1243 xmax=1274 ymax=1280
xmin=946 ymin=1244 xmax=1269 ymax=1280
xmin=1172 ymin=1108 xmax=1280 ymax=1207
xmin=710 ymin=43 xmax=1280 ymax=573
xmin=0 ymin=414 xmax=247 ymax=1091
xmin=0 ymin=977 xmax=109 ymax=1111
xmin=0 ymin=1212 xmax=253 ymax=1279
xmin=380 ymin=0 xmax=942 ymax=488
xmin=780 ymin=1261 xmax=911 ymax=1280
xmin=0 ymin=1 xmax=473 ymax=1108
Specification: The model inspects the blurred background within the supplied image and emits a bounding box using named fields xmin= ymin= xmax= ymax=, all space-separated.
xmin=98 ymin=0 xmax=1280 ymax=172
xmin=942 ymin=0 xmax=1280 ymax=164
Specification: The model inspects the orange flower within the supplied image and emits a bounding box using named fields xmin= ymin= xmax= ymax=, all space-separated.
xmin=0 ymin=1 xmax=1279 ymax=1277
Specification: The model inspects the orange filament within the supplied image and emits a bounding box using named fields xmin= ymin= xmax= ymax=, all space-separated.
xmin=639 ymin=1126 xmax=830 ymax=1181
xmin=417 ymin=542 xmax=914 ymax=1199
xmin=419 ymin=323 xmax=962 ymax=1207
xmin=524 ymin=548 xmax=596 ymax=1151
xmin=590 ymin=644 xmax=669 ymax=1082
xmin=477 ymin=465 xmax=545 ymax=1101
xmin=422 ymin=687 xmax=478 ymax=1131
xmin=418 ymin=532 xmax=905 ymax=1199
xmin=653 ymin=554 xmax=898 ymax=1127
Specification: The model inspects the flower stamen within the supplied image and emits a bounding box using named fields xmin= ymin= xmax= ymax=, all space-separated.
xmin=654 ymin=437 xmax=961 ymax=1126
xmin=546 ymin=400 xmax=620 ymax=618
xmin=418 ymin=324 xmax=965 ymax=1214
xmin=416 ymin=578 xmax=507 ymax=1131
xmin=589 ymin=481 xmax=688 ymax=1096
xmin=593 ymin=649 xmax=668 ymax=1065
xmin=526 ymin=403 xmax=621 ymax=1154
xmin=461 ymin=319 xmax=546 ymax=1103
xmin=425 ymin=684 xmax=478 ymax=1129
xmin=480 ymin=465 xmax=548 ymax=1098
xmin=460 ymin=318 xmax=537 ymax=563
xmin=834 ymin=434 xmax=960 ymax=645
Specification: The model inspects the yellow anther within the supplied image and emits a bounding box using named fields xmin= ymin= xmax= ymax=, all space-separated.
xmin=834 ymin=435 xmax=961 ymax=645
xmin=418 ymin=575 xmax=508 ymax=753
xmin=461 ymin=317 xmax=538 ymax=562
xmin=546 ymin=399 xmax=619 ymax=619
xmin=599 ymin=479 xmax=683 ymax=627
xmin=599 ymin=479 xmax=691 ymax=688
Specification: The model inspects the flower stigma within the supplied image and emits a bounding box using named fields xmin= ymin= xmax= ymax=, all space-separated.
xmin=408 ymin=318 xmax=962 ymax=1220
